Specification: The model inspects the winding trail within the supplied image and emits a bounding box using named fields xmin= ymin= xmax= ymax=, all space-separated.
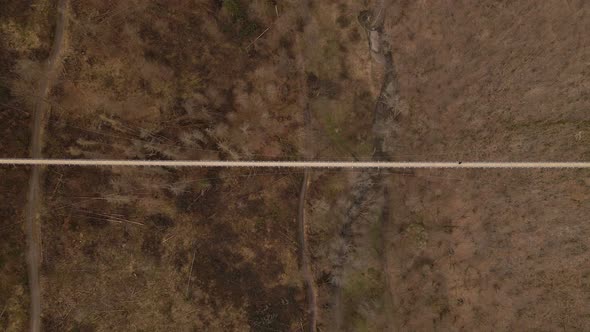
xmin=24 ymin=1 xmax=69 ymax=331
xmin=294 ymin=2 xmax=318 ymax=330
xmin=297 ymin=170 xmax=317 ymax=332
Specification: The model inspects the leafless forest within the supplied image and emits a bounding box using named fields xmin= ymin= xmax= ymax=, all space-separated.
xmin=1 ymin=0 xmax=590 ymax=331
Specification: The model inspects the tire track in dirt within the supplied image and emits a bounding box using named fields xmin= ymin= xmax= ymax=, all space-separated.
xmin=295 ymin=1 xmax=318 ymax=331
xmin=297 ymin=170 xmax=317 ymax=332
xmin=24 ymin=1 xmax=69 ymax=331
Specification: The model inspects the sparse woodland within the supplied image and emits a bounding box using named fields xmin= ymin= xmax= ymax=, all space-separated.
xmin=1 ymin=1 xmax=59 ymax=330
xmin=2 ymin=0 xmax=590 ymax=331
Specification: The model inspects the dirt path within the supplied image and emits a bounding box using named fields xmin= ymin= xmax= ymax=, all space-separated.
xmin=297 ymin=170 xmax=317 ymax=332
xmin=294 ymin=2 xmax=318 ymax=331
xmin=25 ymin=1 xmax=69 ymax=331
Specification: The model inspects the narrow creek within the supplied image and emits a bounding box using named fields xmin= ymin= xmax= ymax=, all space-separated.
xmin=333 ymin=3 xmax=399 ymax=329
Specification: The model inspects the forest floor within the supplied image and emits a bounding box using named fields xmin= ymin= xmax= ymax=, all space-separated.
xmin=1 ymin=1 xmax=590 ymax=331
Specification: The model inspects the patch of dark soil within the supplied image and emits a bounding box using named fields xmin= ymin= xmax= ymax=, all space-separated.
xmin=41 ymin=235 xmax=65 ymax=274
xmin=176 ymin=172 xmax=221 ymax=214
xmin=82 ymin=241 xmax=98 ymax=259
xmin=185 ymin=199 xmax=305 ymax=330
xmin=191 ymin=241 xmax=303 ymax=330
xmin=337 ymin=15 xmax=351 ymax=28
xmin=307 ymin=72 xmax=343 ymax=98
xmin=82 ymin=215 xmax=109 ymax=229
xmin=147 ymin=213 xmax=175 ymax=230
xmin=218 ymin=0 xmax=262 ymax=42
xmin=0 ymin=85 xmax=11 ymax=104
xmin=42 ymin=315 xmax=61 ymax=332
xmin=317 ymin=271 xmax=334 ymax=286
xmin=141 ymin=232 xmax=163 ymax=261
xmin=348 ymin=28 xmax=362 ymax=43
xmin=0 ymin=106 xmax=30 ymax=157
xmin=279 ymin=35 xmax=295 ymax=58
xmin=72 ymin=322 xmax=97 ymax=332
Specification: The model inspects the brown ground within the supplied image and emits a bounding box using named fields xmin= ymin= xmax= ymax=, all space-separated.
xmin=387 ymin=169 xmax=590 ymax=331
xmin=380 ymin=1 xmax=590 ymax=330
xmin=2 ymin=0 xmax=590 ymax=331
xmin=0 ymin=167 xmax=30 ymax=332
xmin=386 ymin=1 xmax=590 ymax=162
xmin=40 ymin=1 xmax=312 ymax=330
xmin=0 ymin=1 xmax=58 ymax=331
xmin=41 ymin=166 xmax=306 ymax=331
